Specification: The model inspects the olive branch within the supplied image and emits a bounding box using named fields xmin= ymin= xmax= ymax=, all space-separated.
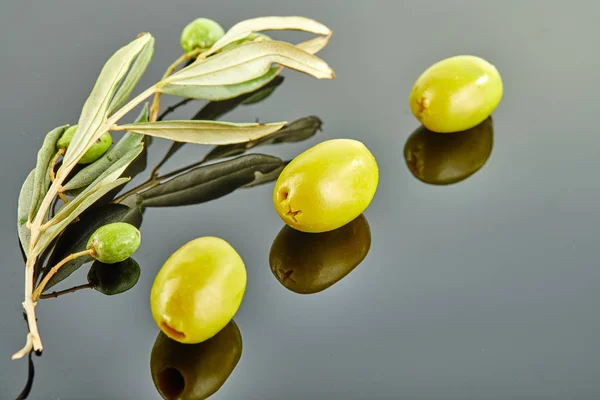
xmin=14 ymin=16 xmax=334 ymax=360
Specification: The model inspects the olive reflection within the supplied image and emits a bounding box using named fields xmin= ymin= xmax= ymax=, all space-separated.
xmin=150 ymin=320 xmax=242 ymax=400
xmin=269 ymin=215 xmax=371 ymax=294
xmin=404 ymin=117 xmax=494 ymax=185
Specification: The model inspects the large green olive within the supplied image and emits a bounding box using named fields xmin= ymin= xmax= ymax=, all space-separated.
xmin=57 ymin=125 xmax=113 ymax=164
xmin=180 ymin=18 xmax=225 ymax=53
xmin=273 ymin=139 xmax=378 ymax=233
xmin=404 ymin=117 xmax=494 ymax=185
xmin=269 ymin=215 xmax=371 ymax=294
xmin=87 ymin=222 xmax=141 ymax=264
xmin=150 ymin=320 xmax=242 ymax=400
xmin=151 ymin=237 xmax=246 ymax=344
xmin=409 ymin=55 xmax=502 ymax=133
xmin=87 ymin=258 xmax=141 ymax=295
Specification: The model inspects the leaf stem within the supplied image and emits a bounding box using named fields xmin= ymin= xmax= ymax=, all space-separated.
xmin=49 ymin=149 xmax=65 ymax=183
xmin=149 ymin=49 xmax=202 ymax=122
xmin=39 ymin=283 xmax=93 ymax=299
xmin=32 ymin=249 xmax=94 ymax=301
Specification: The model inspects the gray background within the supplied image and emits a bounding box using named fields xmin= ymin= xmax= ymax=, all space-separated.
xmin=1 ymin=0 xmax=599 ymax=399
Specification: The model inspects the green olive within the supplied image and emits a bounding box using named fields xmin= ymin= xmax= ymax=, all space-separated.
xmin=150 ymin=237 xmax=246 ymax=344
xmin=404 ymin=117 xmax=494 ymax=185
xmin=273 ymin=139 xmax=378 ymax=233
xmin=87 ymin=222 xmax=141 ymax=264
xmin=150 ymin=320 xmax=242 ymax=400
xmin=87 ymin=258 xmax=141 ymax=295
xmin=180 ymin=18 xmax=225 ymax=53
xmin=269 ymin=215 xmax=371 ymax=294
xmin=409 ymin=55 xmax=502 ymax=133
xmin=57 ymin=125 xmax=113 ymax=164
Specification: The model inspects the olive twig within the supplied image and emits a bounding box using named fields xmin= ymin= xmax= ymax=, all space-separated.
xmin=32 ymin=249 xmax=94 ymax=301
xmin=48 ymin=148 xmax=65 ymax=183
xmin=149 ymin=49 xmax=202 ymax=122
xmin=39 ymin=283 xmax=94 ymax=299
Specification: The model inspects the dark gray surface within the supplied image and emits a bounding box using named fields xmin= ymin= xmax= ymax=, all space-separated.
xmin=2 ymin=1 xmax=600 ymax=399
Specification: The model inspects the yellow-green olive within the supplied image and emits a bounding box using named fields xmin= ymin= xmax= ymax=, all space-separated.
xmin=404 ymin=117 xmax=494 ymax=185
xmin=409 ymin=55 xmax=502 ymax=133
xmin=150 ymin=320 xmax=242 ymax=400
xmin=269 ymin=215 xmax=371 ymax=294
xmin=151 ymin=237 xmax=246 ymax=344
xmin=57 ymin=125 xmax=113 ymax=164
xmin=87 ymin=222 xmax=141 ymax=264
xmin=180 ymin=18 xmax=225 ymax=53
xmin=273 ymin=139 xmax=378 ymax=233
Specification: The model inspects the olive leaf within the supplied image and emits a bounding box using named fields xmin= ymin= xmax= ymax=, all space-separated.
xmin=152 ymin=76 xmax=285 ymax=173
xmin=29 ymin=125 xmax=69 ymax=221
xmin=163 ymin=41 xmax=333 ymax=89
xmin=18 ymin=170 xmax=35 ymax=255
xmin=159 ymin=67 xmax=283 ymax=101
xmin=140 ymin=154 xmax=284 ymax=207
xmin=206 ymin=16 xmax=332 ymax=56
xmin=203 ymin=116 xmax=322 ymax=162
xmin=295 ymin=35 xmax=331 ymax=55
xmin=52 ymin=145 xmax=143 ymax=222
xmin=33 ymin=178 xmax=130 ymax=256
xmin=108 ymin=37 xmax=155 ymax=115
xmin=43 ymin=204 xmax=142 ymax=291
xmin=114 ymin=120 xmax=286 ymax=145
xmin=62 ymin=33 xmax=152 ymax=170
xmin=62 ymin=105 xmax=148 ymax=191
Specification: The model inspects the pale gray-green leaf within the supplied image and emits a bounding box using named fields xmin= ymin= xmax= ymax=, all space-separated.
xmin=116 ymin=120 xmax=286 ymax=145
xmin=63 ymin=105 xmax=148 ymax=191
xmin=29 ymin=125 xmax=69 ymax=221
xmin=108 ymin=37 xmax=155 ymax=115
xmin=160 ymin=67 xmax=282 ymax=101
xmin=165 ymin=41 xmax=334 ymax=87
xmin=207 ymin=16 xmax=331 ymax=55
xmin=33 ymin=178 xmax=130 ymax=255
xmin=140 ymin=154 xmax=284 ymax=207
xmin=18 ymin=170 xmax=35 ymax=255
xmin=53 ymin=145 xmax=143 ymax=222
xmin=62 ymin=33 xmax=152 ymax=170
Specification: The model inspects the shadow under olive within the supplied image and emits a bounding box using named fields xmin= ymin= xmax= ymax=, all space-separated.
xmin=150 ymin=320 xmax=242 ymax=400
xmin=87 ymin=258 xmax=140 ymax=295
xmin=269 ymin=214 xmax=371 ymax=294
xmin=404 ymin=116 xmax=494 ymax=185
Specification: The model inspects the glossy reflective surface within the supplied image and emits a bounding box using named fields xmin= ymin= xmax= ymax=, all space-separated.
xmin=2 ymin=1 xmax=600 ymax=399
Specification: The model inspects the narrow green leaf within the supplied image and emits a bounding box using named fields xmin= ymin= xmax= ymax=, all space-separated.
xmin=165 ymin=41 xmax=333 ymax=88
xmin=116 ymin=120 xmax=286 ymax=145
xmin=18 ymin=170 xmax=35 ymax=255
xmin=160 ymin=67 xmax=282 ymax=101
xmin=43 ymin=204 xmax=142 ymax=291
xmin=206 ymin=16 xmax=332 ymax=56
xmin=242 ymin=163 xmax=287 ymax=188
xmin=33 ymin=178 xmax=130 ymax=256
xmin=29 ymin=125 xmax=69 ymax=221
xmin=152 ymin=76 xmax=284 ymax=174
xmin=203 ymin=116 xmax=323 ymax=162
xmin=62 ymin=33 xmax=152 ymax=170
xmin=52 ymin=145 xmax=143 ymax=222
xmin=62 ymin=105 xmax=148 ymax=191
xmin=108 ymin=37 xmax=155 ymax=115
xmin=140 ymin=154 xmax=284 ymax=207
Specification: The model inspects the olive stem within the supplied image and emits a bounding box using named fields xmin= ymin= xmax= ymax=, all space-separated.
xmin=149 ymin=49 xmax=202 ymax=122
xmin=32 ymin=249 xmax=94 ymax=302
xmin=39 ymin=283 xmax=93 ymax=299
xmin=48 ymin=148 xmax=65 ymax=183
